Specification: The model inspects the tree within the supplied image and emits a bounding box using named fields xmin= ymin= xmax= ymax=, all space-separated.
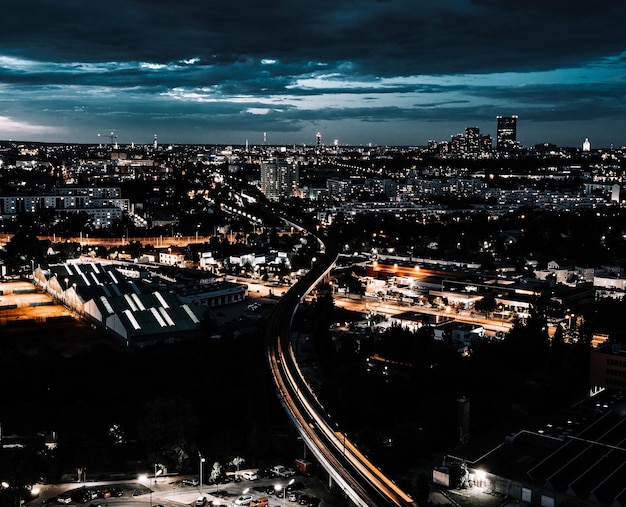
xmin=311 ymin=290 xmax=336 ymax=366
xmin=550 ymin=323 xmax=567 ymax=371
xmin=503 ymin=301 xmax=550 ymax=371
xmin=137 ymin=395 xmax=199 ymax=473
xmin=474 ymin=293 xmax=497 ymax=313
xmin=229 ymin=456 xmax=245 ymax=475
xmin=209 ymin=461 xmax=222 ymax=484
xmin=4 ymin=230 xmax=47 ymax=266
xmin=414 ymin=473 xmax=430 ymax=506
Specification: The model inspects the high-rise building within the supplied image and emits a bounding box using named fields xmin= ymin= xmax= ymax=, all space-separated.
xmin=582 ymin=137 xmax=591 ymax=152
xmin=496 ymin=115 xmax=518 ymax=151
xmin=465 ymin=127 xmax=481 ymax=154
xmin=260 ymin=158 xmax=299 ymax=201
xmin=449 ymin=133 xmax=466 ymax=154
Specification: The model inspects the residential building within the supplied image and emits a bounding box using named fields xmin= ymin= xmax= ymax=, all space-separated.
xmin=260 ymin=158 xmax=299 ymax=201
xmin=0 ymin=186 xmax=128 ymax=227
xmin=590 ymin=344 xmax=626 ymax=390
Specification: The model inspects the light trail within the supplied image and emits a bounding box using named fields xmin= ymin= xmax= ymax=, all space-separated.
xmin=265 ymin=224 xmax=418 ymax=507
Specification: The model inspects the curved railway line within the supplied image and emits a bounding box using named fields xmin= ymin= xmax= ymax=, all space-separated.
xmin=265 ymin=232 xmax=417 ymax=507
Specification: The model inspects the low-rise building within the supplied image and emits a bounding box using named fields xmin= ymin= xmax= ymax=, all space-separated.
xmin=434 ymin=389 xmax=626 ymax=507
xmin=33 ymin=261 xmax=208 ymax=347
xmin=590 ymin=344 xmax=626 ymax=390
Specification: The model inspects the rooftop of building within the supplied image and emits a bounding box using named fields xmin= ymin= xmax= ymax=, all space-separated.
xmin=450 ymin=388 xmax=626 ymax=505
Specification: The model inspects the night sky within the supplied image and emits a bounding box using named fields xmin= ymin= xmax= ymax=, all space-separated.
xmin=0 ymin=0 xmax=625 ymax=148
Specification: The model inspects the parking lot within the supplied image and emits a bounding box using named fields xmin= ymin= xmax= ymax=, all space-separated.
xmin=31 ymin=471 xmax=333 ymax=507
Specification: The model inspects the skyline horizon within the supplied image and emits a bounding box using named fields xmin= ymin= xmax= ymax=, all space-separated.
xmin=0 ymin=137 xmax=626 ymax=153
xmin=0 ymin=127 xmax=615 ymax=152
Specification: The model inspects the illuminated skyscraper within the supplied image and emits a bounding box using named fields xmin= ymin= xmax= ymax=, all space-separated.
xmin=465 ymin=127 xmax=480 ymax=153
xmin=496 ymin=115 xmax=518 ymax=151
xmin=260 ymin=158 xmax=299 ymax=201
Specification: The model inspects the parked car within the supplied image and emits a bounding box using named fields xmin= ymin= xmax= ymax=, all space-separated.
xmin=57 ymin=494 xmax=72 ymax=504
xmin=234 ymin=496 xmax=253 ymax=506
xmin=72 ymin=490 xmax=96 ymax=503
xmin=182 ymin=479 xmax=200 ymax=486
xmin=109 ymin=488 xmax=123 ymax=498
xmin=195 ymin=497 xmax=207 ymax=507
xmin=298 ymin=494 xmax=311 ymax=505
xmin=250 ymin=498 xmax=269 ymax=507
xmin=241 ymin=471 xmax=258 ymax=481
xmin=270 ymin=465 xmax=295 ymax=478
xmin=288 ymin=492 xmax=298 ymax=502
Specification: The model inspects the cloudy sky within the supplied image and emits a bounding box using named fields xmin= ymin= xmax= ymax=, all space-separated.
xmin=0 ymin=0 xmax=625 ymax=148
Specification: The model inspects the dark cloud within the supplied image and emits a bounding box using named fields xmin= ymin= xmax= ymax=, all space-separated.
xmin=1 ymin=1 xmax=624 ymax=74
xmin=0 ymin=1 xmax=624 ymax=146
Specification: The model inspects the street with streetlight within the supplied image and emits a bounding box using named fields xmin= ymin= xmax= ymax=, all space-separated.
xmin=275 ymin=478 xmax=295 ymax=506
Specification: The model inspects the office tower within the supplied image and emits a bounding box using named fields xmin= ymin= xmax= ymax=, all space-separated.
xmin=582 ymin=137 xmax=591 ymax=152
xmin=496 ymin=115 xmax=518 ymax=151
xmin=260 ymin=158 xmax=299 ymax=201
xmin=465 ymin=127 xmax=480 ymax=154
xmin=450 ymin=133 xmax=466 ymax=154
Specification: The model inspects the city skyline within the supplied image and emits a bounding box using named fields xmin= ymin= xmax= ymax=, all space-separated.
xmin=0 ymin=1 xmax=625 ymax=148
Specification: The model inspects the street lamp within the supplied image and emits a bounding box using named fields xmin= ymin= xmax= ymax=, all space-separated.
xmin=198 ymin=454 xmax=205 ymax=497
xmin=150 ymin=463 xmax=162 ymax=507
xmin=137 ymin=475 xmax=150 ymax=506
xmin=275 ymin=484 xmax=283 ymax=506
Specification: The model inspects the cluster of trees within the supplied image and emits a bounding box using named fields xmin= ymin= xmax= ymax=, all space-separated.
xmin=299 ymin=293 xmax=593 ymax=496
xmin=0 ymin=327 xmax=292 ymax=490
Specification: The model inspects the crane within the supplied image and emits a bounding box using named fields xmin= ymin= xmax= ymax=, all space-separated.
xmin=97 ymin=131 xmax=118 ymax=149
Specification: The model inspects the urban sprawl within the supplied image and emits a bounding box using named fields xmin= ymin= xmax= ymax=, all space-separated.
xmin=2 ymin=116 xmax=626 ymax=507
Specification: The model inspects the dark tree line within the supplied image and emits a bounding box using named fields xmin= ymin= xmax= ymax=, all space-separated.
xmin=302 ymin=298 xmax=593 ymax=489
xmin=0 ymin=331 xmax=285 ymax=486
